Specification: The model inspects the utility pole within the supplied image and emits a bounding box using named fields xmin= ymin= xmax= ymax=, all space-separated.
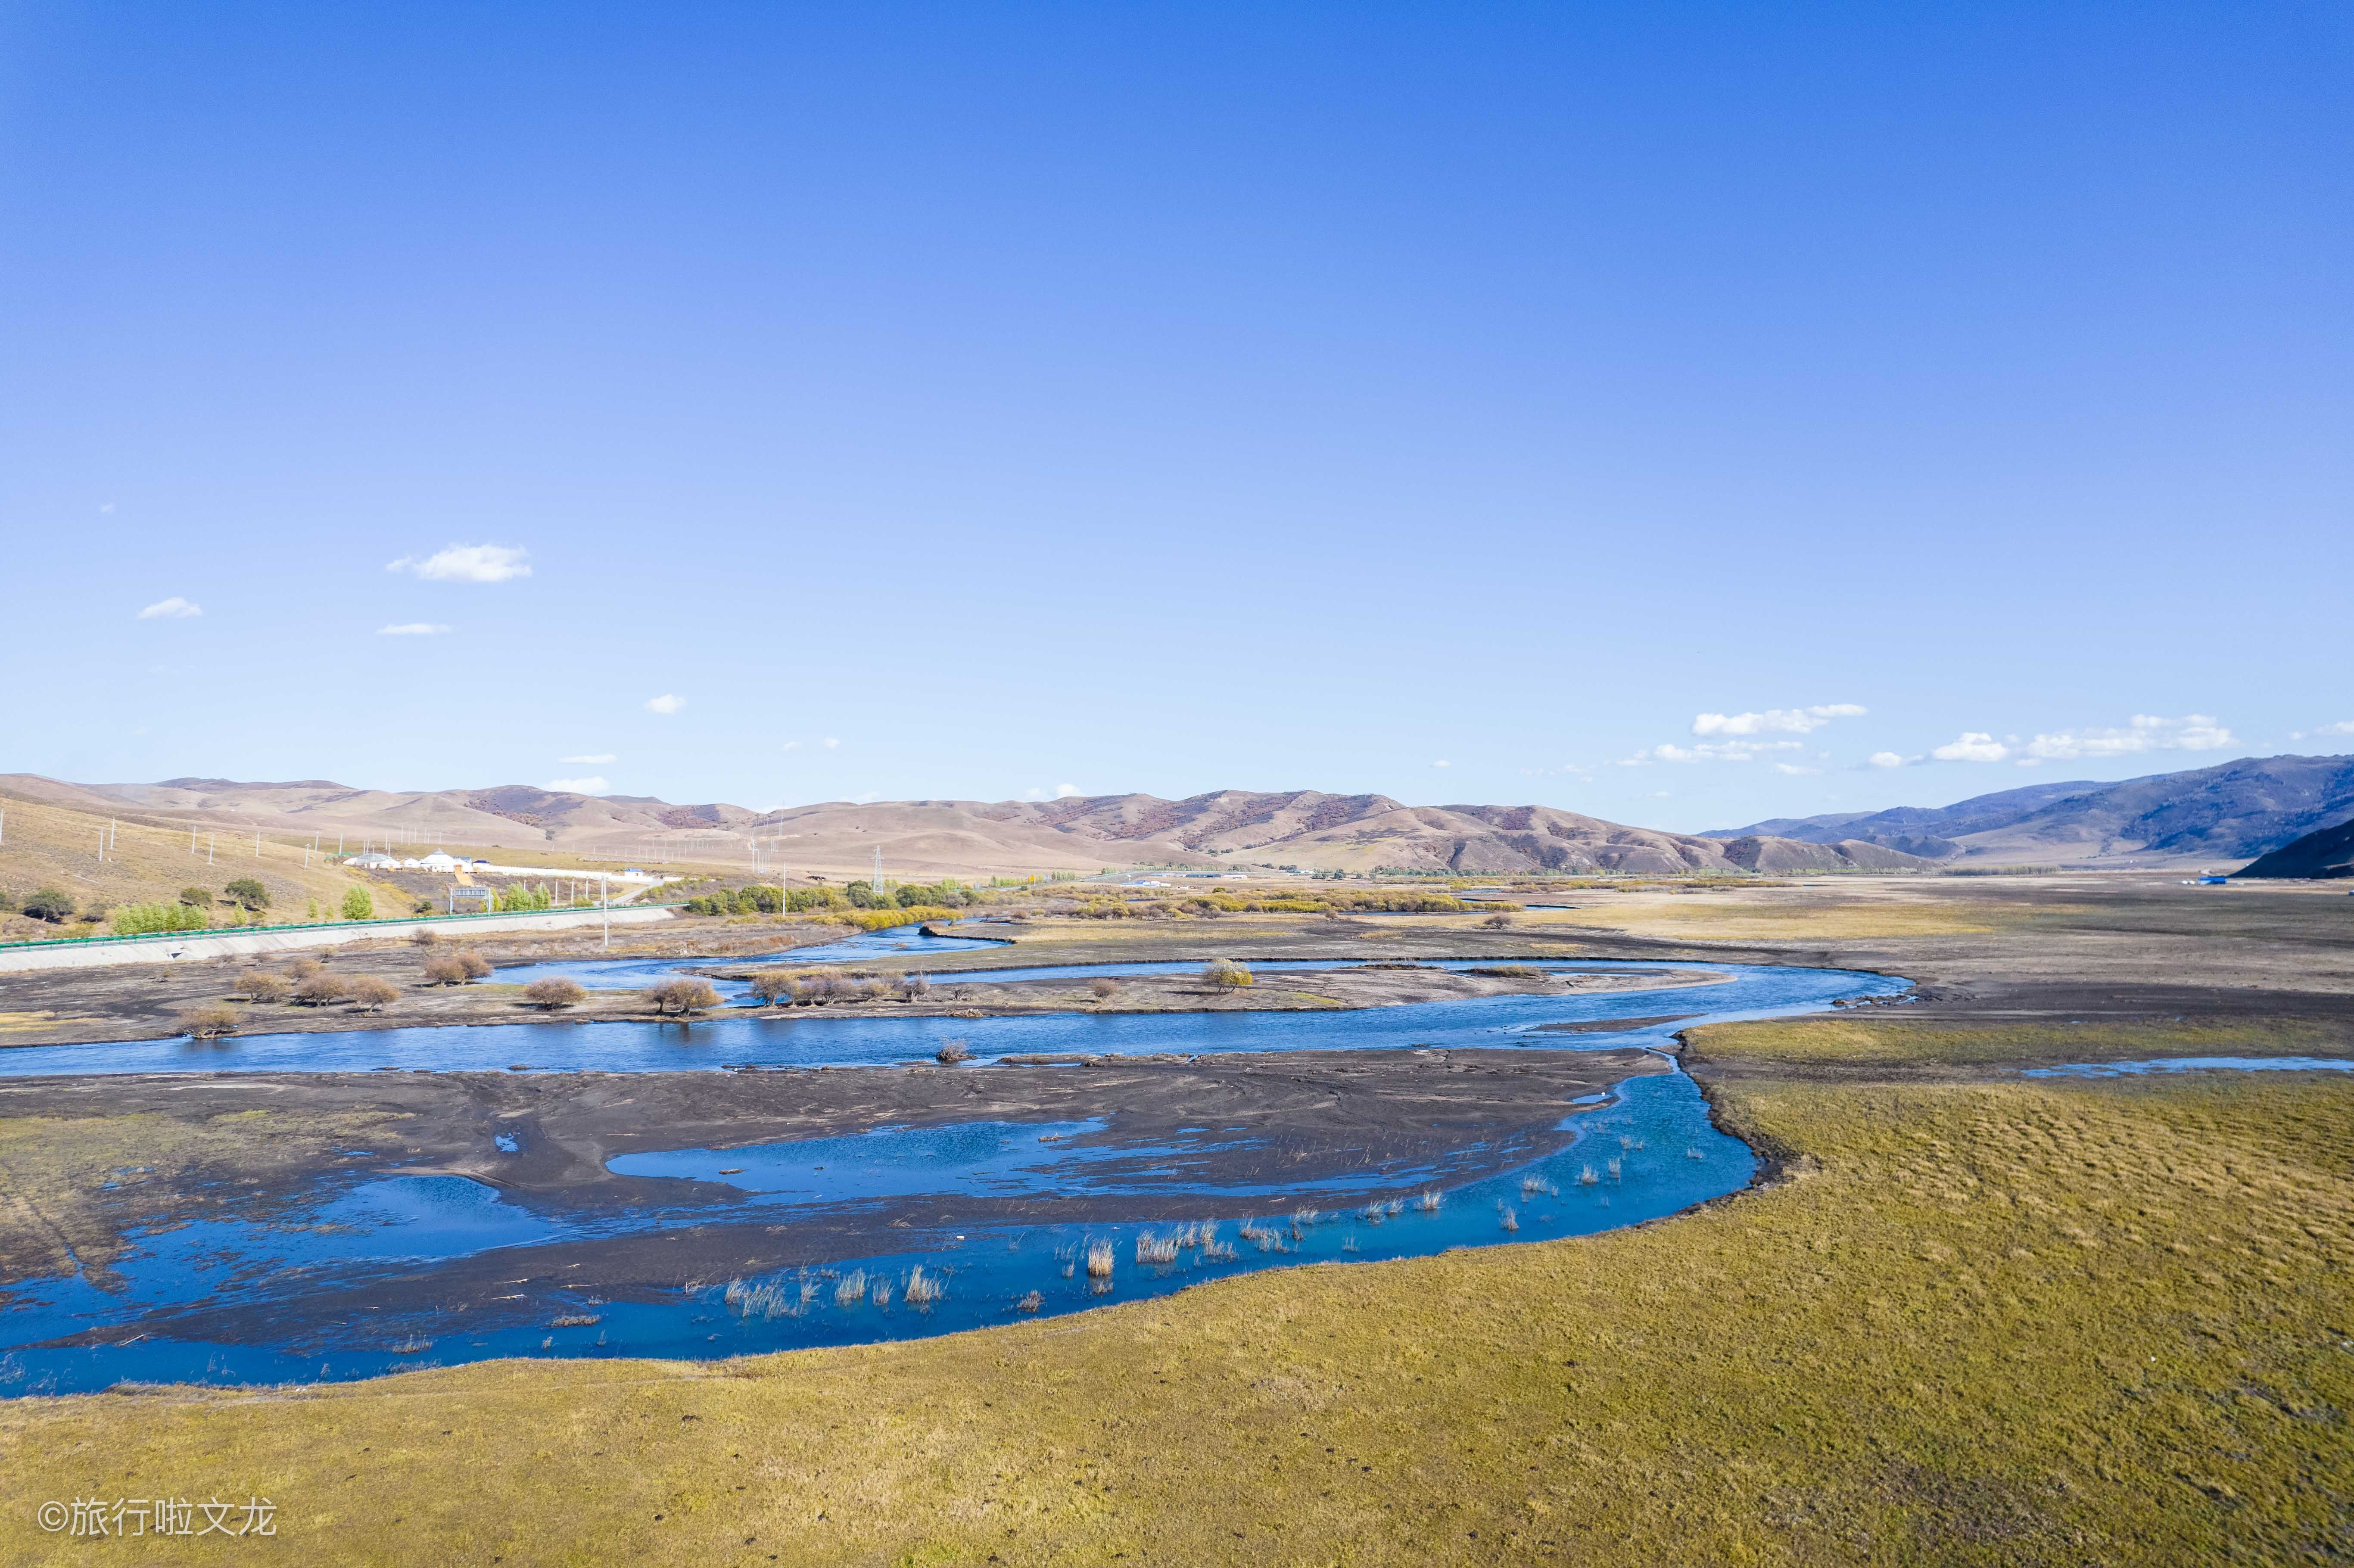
xmin=208 ymin=834 xmax=215 ymax=866
xmin=109 ymin=818 xmax=117 ymax=851
xmin=601 ymin=872 xmax=610 ymax=951
xmin=97 ymin=828 xmax=104 ymax=863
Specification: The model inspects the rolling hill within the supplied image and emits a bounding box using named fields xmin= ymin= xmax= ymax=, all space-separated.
xmin=0 ymin=775 xmax=1936 ymax=884
xmin=1704 ymin=754 xmax=2354 ymax=868
xmin=2232 ymin=815 xmax=2354 ymax=879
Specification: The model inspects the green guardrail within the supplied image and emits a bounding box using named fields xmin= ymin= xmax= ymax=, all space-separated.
xmin=0 ymin=902 xmax=693 ymax=953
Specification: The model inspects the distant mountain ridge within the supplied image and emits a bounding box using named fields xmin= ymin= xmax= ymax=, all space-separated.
xmin=0 ymin=775 xmax=1934 ymax=879
xmin=1705 ymin=754 xmax=2354 ymax=866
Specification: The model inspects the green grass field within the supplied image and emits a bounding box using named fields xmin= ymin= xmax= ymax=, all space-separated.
xmin=3 ymin=1017 xmax=2346 ymax=1565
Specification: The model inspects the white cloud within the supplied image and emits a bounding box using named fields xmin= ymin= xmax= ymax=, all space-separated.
xmin=850 ymin=792 xmax=880 ymax=804
xmin=823 ymin=737 xmax=841 ymax=749
xmin=781 ymin=741 xmax=801 ymax=752
xmin=1867 ymin=751 xmax=1909 ymax=769
xmin=376 ymin=622 xmax=450 ymax=636
xmin=1772 ymin=763 xmax=1820 ymax=776
xmin=1021 ymin=784 xmax=1087 ymax=802
xmin=1432 ymin=759 xmax=1451 ymax=768
xmin=386 ymin=543 xmax=532 ymax=582
xmin=1692 ymin=704 xmax=1865 ymax=737
xmin=644 ymin=694 xmax=685 ymax=715
xmin=99 ymin=502 xmax=115 ymax=513
xmin=545 ymin=776 xmax=609 ymax=793
xmin=1932 ymin=732 xmax=2011 ymax=763
xmin=2289 ymin=720 xmax=2354 ymax=741
xmin=560 ymin=753 xmax=615 ymax=764
xmin=1055 ymin=783 xmax=1081 ymax=798
xmin=136 ymin=596 xmax=201 ymax=620
xmin=2021 ymin=714 xmax=2235 ymax=761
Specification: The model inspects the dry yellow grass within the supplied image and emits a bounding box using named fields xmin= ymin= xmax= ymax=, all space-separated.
xmin=1518 ymin=887 xmax=2044 ymax=940
xmin=2 ymin=1060 xmax=2345 ymax=1565
xmin=0 ymin=793 xmax=406 ymax=940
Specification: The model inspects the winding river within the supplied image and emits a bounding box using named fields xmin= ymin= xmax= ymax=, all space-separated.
xmin=0 ymin=934 xmax=1912 ymax=1395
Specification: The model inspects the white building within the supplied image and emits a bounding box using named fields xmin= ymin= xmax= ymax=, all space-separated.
xmin=419 ymin=851 xmax=462 ymax=872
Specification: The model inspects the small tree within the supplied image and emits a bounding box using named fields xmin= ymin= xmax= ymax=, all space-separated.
xmin=234 ymin=971 xmax=291 ymax=1003
xmin=288 ymin=956 xmax=324 ymax=981
xmin=293 ymin=973 xmax=349 ymax=1007
xmin=1202 ymin=958 xmax=1254 ymax=994
xmin=224 ymin=878 xmax=270 ymax=912
xmin=179 ymin=1003 xmax=241 ymax=1038
xmin=410 ymin=926 xmax=437 ymax=946
xmin=347 ymin=976 xmax=399 ymax=1013
xmin=1089 ymin=977 xmax=1120 ymax=1003
xmin=19 ymin=887 xmax=73 ymax=923
xmin=179 ymin=887 xmax=214 ymax=908
xmin=423 ymin=952 xmax=468 ymax=986
xmin=648 ymin=978 xmax=719 ymax=1015
xmin=899 ymin=973 xmax=932 ymax=1002
xmin=524 ymin=977 xmax=585 ymax=1011
xmin=1480 ymin=912 xmax=1515 ymax=930
xmin=341 ymin=886 xmax=375 ymax=921
xmin=459 ymin=951 xmax=493 ymax=981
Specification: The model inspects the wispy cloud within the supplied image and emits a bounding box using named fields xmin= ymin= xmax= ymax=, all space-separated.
xmin=645 ymin=694 xmax=685 ymax=715
xmin=1023 ymin=784 xmax=1085 ymax=801
xmin=1432 ymin=759 xmax=1451 ymax=768
xmin=823 ymin=737 xmax=841 ymax=749
xmin=376 ymin=622 xmax=451 ymax=636
xmin=2290 ymin=720 xmax=2354 ymax=741
xmin=1624 ymin=739 xmax=1806 ymax=765
xmin=560 ymin=753 xmax=615 ymax=765
xmin=386 ymin=543 xmax=532 ymax=582
xmin=136 ymin=596 xmax=201 ymax=620
xmin=781 ymin=741 xmax=801 ymax=752
xmin=545 ymin=776 xmax=608 ymax=793
xmin=1866 ymin=751 xmax=1910 ymax=769
xmin=1931 ymin=715 xmax=2236 ymax=765
xmin=1773 ymin=763 xmax=1820 ymax=776
xmin=1692 ymin=704 xmax=1865 ymax=737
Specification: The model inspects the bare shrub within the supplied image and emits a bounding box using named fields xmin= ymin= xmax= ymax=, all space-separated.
xmin=347 ymin=976 xmax=400 ymax=1013
xmin=179 ymin=1003 xmax=241 ymax=1038
xmin=409 ymin=927 xmax=437 ymax=946
xmin=648 ymin=978 xmax=719 ymax=1015
xmin=1088 ymin=978 xmax=1119 ymax=1002
xmin=748 ymin=969 xmax=799 ymax=1005
xmin=1480 ymin=912 xmax=1516 ymax=930
xmin=934 ymin=1037 xmax=973 ymax=1064
xmin=899 ymin=973 xmax=931 ymax=1002
xmin=423 ymin=952 xmax=468 ymax=986
xmin=293 ymin=974 xmax=348 ymax=1007
xmin=458 ymin=951 xmax=493 ymax=981
xmin=287 ymin=957 xmax=324 ymax=982
xmin=524 ymin=978 xmax=585 ymax=1011
xmin=234 ymin=971 xmax=290 ymax=1003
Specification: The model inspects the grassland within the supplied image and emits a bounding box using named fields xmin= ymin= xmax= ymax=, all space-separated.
xmin=0 ymin=791 xmax=411 ymax=943
xmin=3 ymin=1017 xmax=2347 ymax=1565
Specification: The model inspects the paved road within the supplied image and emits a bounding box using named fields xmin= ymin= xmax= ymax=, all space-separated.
xmin=0 ymin=906 xmax=679 ymax=973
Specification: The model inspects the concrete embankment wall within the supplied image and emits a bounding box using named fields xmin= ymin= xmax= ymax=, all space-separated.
xmin=0 ymin=907 xmax=678 ymax=974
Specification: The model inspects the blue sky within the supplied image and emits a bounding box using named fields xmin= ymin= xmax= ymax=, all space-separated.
xmin=2 ymin=3 xmax=2347 ymax=832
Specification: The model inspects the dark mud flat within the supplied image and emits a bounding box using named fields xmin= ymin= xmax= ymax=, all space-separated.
xmin=3 ymin=1047 xmax=1664 ymax=1345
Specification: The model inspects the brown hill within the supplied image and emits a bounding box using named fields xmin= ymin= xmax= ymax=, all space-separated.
xmin=0 ymin=776 xmax=1938 ymax=881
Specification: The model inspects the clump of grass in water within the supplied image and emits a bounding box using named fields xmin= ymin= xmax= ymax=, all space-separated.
xmin=1238 ymin=1219 xmax=1285 ymax=1253
xmin=834 ymin=1269 xmax=868 ymax=1307
xmin=1499 ymin=1207 xmax=1519 ymax=1232
xmin=870 ymin=1278 xmax=893 ymax=1308
xmin=904 ymin=1266 xmax=942 ymax=1308
xmin=1520 ymin=1175 xmax=1559 ymax=1199
xmin=389 ymin=1337 xmax=433 ymax=1355
xmin=1056 ymin=1244 xmax=1078 ymax=1279
xmin=1136 ymin=1232 xmax=1180 ymax=1265
xmin=1086 ymin=1239 xmax=1117 ymax=1279
xmin=1416 ymin=1190 xmax=1442 ymax=1213
xmin=1578 ymin=1164 xmax=1599 ymax=1186
xmin=1359 ymin=1201 xmax=1387 ymax=1226
xmin=1607 ymin=1157 xmax=1623 ymax=1182
xmin=1685 ymin=1147 xmax=1704 ymax=1160
xmin=1016 ymin=1290 xmax=1043 ymax=1313
xmin=1341 ymin=1234 xmax=1359 ymax=1252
